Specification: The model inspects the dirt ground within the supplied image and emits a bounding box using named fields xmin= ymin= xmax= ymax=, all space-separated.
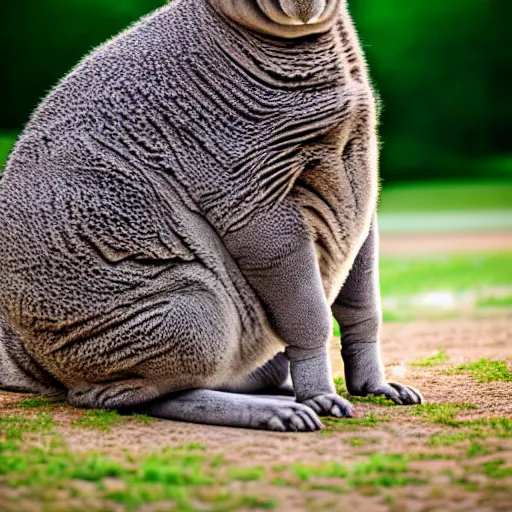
xmin=1 ymin=232 xmax=511 ymax=512
xmin=379 ymin=231 xmax=512 ymax=256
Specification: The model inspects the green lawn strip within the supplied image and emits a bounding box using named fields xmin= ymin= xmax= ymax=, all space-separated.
xmin=351 ymin=251 xmax=512 ymax=326
xmin=477 ymin=295 xmax=512 ymax=308
xmin=379 ymin=181 xmax=512 ymax=213
xmin=379 ymin=252 xmax=512 ymax=298
xmin=410 ymin=405 xmax=512 ymax=456
xmin=410 ymin=350 xmax=449 ymax=367
xmin=451 ymin=359 xmax=512 ymax=383
xmin=382 ymin=310 xmax=416 ymax=323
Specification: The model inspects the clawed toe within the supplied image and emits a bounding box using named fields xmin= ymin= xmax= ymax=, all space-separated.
xmin=303 ymin=393 xmax=355 ymax=418
xmin=267 ymin=403 xmax=323 ymax=432
xmin=389 ymin=382 xmax=424 ymax=404
xmin=371 ymin=382 xmax=424 ymax=405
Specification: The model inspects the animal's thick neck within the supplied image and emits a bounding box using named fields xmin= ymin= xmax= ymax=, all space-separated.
xmin=204 ymin=5 xmax=344 ymax=89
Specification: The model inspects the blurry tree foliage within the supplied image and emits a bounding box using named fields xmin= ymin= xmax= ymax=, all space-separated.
xmin=0 ymin=0 xmax=510 ymax=181
xmin=350 ymin=0 xmax=511 ymax=181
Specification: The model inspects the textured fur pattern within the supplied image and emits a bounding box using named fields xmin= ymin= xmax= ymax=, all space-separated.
xmin=0 ymin=0 xmax=422 ymax=431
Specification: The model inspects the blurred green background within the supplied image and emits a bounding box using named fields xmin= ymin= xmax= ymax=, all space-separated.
xmin=1 ymin=0 xmax=511 ymax=185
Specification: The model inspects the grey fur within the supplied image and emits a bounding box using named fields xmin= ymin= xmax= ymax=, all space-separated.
xmin=0 ymin=0 xmax=422 ymax=432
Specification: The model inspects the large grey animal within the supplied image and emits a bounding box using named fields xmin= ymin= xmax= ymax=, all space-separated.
xmin=0 ymin=0 xmax=423 ymax=432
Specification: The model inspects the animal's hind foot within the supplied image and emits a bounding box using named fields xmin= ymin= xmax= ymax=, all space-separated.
xmin=136 ymin=389 xmax=324 ymax=432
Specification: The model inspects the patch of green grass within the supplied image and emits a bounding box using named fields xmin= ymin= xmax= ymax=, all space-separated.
xmin=293 ymin=461 xmax=349 ymax=481
xmin=408 ymin=453 xmax=454 ymax=461
xmin=351 ymin=395 xmax=397 ymax=406
xmin=344 ymin=437 xmax=381 ymax=447
xmin=466 ymin=441 xmax=490 ymax=458
xmin=382 ymin=310 xmax=416 ymax=323
xmin=456 ymin=417 xmax=512 ymax=432
xmin=105 ymin=484 xmax=187 ymax=509
xmin=308 ymin=483 xmax=346 ymax=494
xmin=71 ymin=409 xmax=129 ymax=431
xmin=180 ymin=443 xmax=206 ymax=451
xmin=410 ymin=350 xmax=449 ymax=367
xmin=334 ymin=377 xmax=395 ymax=406
xmin=0 ymin=413 xmax=55 ymax=442
xmin=323 ymin=413 xmax=387 ymax=431
xmin=227 ymin=466 xmax=266 ymax=482
xmin=238 ymin=497 xmax=277 ymax=509
xmin=380 ymin=252 xmax=512 ymax=298
xmin=350 ymin=454 xmax=426 ymax=489
xmin=429 ymin=418 xmax=512 ymax=446
xmin=17 ymin=397 xmax=63 ymax=409
xmin=477 ymin=295 xmax=512 ymax=308
xmin=132 ymin=413 xmax=153 ymax=424
xmin=139 ymin=450 xmax=211 ymax=487
xmin=72 ymin=453 xmax=127 ymax=481
xmin=453 ymin=359 xmax=512 ymax=383
xmin=334 ymin=377 xmax=347 ymax=394
xmin=0 ymin=438 xmax=273 ymax=511
xmin=284 ymin=454 xmax=425 ymax=492
xmin=379 ymin=181 xmax=512 ymax=213
xmin=333 ymin=319 xmax=341 ymax=338
xmin=410 ymin=403 xmax=477 ymax=426
xmin=428 ymin=431 xmax=471 ymax=446
xmin=481 ymin=459 xmax=512 ymax=479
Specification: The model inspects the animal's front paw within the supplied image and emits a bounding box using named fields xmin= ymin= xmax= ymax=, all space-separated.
xmin=365 ymin=382 xmax=424 ymax=405
xmin=303 ymin=394 xmax=355 ymax=418
xmin=266 ymin=401 xmax=324 ymax=432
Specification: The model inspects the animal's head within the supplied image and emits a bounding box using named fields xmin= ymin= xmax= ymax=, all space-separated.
xmin=209 ymin=0 xmax=343 ymax=38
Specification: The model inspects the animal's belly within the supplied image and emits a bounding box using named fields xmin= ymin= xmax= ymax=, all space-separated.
xmin=315 ymin=218 xmax=370 ymax=305
xmin=294 ymin=141 xmax=377 ymax=304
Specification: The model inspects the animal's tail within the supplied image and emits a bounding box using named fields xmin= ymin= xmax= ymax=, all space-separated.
xmin=0 ymin=313 xmax=65 ymax=398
